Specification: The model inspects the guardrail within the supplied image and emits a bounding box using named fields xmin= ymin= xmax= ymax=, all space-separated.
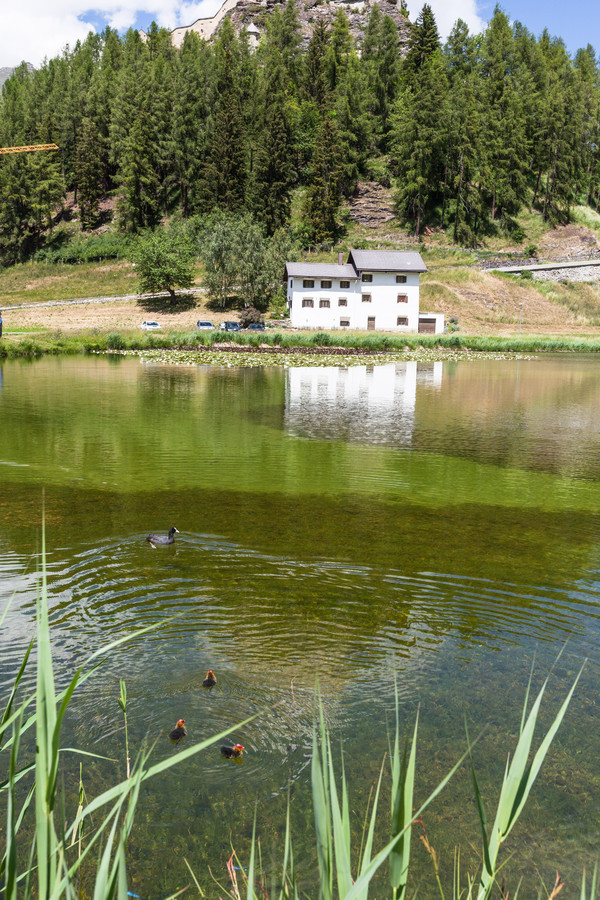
xmin=478 ymin=254 xmax=600 ymax=269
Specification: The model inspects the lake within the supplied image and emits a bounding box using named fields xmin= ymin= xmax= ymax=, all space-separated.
xmin=1 ymin=352 xmax=599 ymax=897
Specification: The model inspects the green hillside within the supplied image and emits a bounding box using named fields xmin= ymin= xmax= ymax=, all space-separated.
xmin=1 ymin=1 xmax=600 ymax=272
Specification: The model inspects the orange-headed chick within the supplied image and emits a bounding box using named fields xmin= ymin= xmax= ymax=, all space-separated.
xmin=203 ymin=669 xmax=217 ymax=688
xmin=169 ymin=719 xmax=187 ymax=744
xmin=220 ymin=743 xmax=244 ymax=759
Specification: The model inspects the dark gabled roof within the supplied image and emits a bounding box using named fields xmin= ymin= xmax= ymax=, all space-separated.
xmin=284 ymin=262 xmax=357 ymax=279
xmin=347 ymin=250 xmax=427 ymax=273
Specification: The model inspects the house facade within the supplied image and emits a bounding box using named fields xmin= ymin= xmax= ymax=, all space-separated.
xmin=284 ymin=250 xmax=443 ymax=333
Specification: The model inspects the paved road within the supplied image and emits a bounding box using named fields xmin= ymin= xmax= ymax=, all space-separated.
xmin=3 ymin=287 xmax=206 ymax=311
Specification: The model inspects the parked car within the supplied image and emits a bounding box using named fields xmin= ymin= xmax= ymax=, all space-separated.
xmin=219 ymin=321 xmax=241 ymax=332
xmin=141 ymin=321 xmax=161 ymax=330
xmin=196 ymin=320 xmax=215 ymax=330
xmin=245 ymin=322 xmax=265 ymax=331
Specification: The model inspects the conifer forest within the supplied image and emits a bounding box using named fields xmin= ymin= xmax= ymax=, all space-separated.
xmin=1 ymin=1 xmax=600 ymax=266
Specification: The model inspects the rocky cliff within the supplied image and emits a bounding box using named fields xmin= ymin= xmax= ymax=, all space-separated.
xmin=0 ymin=63 xmax=35 ymax=91
xmin=145 ymin=0 xmax=411 ymax=51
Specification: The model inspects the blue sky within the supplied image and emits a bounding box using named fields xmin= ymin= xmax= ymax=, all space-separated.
xmin=480 ymin=0 xmax=598 ymax=55
xmin=0 ymin=0 xmax=597 ymax=69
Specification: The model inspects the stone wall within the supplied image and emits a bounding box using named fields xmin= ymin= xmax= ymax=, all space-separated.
xmin=533 ymin=266 xmax=600 ymax=282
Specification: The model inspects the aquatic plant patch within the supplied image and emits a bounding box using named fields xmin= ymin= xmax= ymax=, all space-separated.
xmin=116 ymin=347 xmax=535 ymax=368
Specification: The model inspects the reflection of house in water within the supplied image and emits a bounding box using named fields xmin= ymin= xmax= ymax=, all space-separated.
xmin=285 ymin=362 xmax=442 ymax=446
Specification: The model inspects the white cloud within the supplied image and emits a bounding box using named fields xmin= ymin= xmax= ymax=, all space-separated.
xmin=0 ymin=0 xmax=486 ymax=69
xmin=0 ymin=6 xmax=95 ymax=67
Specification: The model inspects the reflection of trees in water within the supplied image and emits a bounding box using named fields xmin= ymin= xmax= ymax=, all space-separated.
xmin=414 ymin=357 xmax=600 ymax=480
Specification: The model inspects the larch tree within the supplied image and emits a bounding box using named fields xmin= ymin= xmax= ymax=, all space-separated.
xmin=303 ymin=115 xmax=344 ymax=243
xmin=249 ymin=46 xmax=295 ymax=234
xmin=201 ymin=18 xmax=247 ymax=212
xmin=74 ymin=117 xmax=104 ymax=229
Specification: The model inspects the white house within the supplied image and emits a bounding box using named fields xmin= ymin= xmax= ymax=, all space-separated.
xmin=284 ymin=250 xmax=444 ymax=334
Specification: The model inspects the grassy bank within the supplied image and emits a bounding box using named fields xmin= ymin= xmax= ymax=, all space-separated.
xmin=3 ymin=329 xmax=600 ymax=361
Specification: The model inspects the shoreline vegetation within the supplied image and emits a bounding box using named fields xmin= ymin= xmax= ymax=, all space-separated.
xmin=0 ymin=536 xmax=588 ymax=899
xmin=3 ymin=329 xmax=600 ymax=362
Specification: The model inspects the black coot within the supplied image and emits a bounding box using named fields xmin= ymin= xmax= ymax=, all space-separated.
xmin=146 ymin=526 xmax=179 ymax=546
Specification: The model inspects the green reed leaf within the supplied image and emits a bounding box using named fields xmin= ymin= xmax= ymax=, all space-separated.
xmin=390 ymin=700 xmax=419 ymax=898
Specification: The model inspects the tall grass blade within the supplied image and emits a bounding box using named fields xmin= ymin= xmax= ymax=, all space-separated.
xmin=92 ymin=803 xmax=124 ymax=900
xmin=0 ymin=639 xmax=33 ymax=748
xmin=246 ymin=812 xmax=257 ymax=900
xmin=390 ymin=703 xmax=419 ymax=899
xmin=326 ymin=734 xmax=353 ymax=897
xmin=3 ymin=715 xmax=22 ymax=900
xmin=355 ymin=756 xmax=386 ymax=900
xmin=581 ymin=865 xmax=598 ymax=900
xmin=35 ymin=521 xmax=59 ymax=898
xmin=477 ymin=665 xmax=583 ymax=900
xmin=278 ymin=794 xmax=294 ymax=900
xmin=506 ymin=666 xmax=582 ymax=832
xmin=467 ymin=724 xmax=492 ymax=879
xmin=312 ymin=704 xmax=333 ymax=900
xmin=183 ymin=857 xmax=205 ymax=897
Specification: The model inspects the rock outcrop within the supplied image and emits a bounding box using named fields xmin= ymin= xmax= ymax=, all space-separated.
xmin=0 ymin=63 xmax=35 ymax=90
xmin=142 ymin=0 xmax=411 ymax=51
xmin=348 ymin=181 xmax=396 ymax=227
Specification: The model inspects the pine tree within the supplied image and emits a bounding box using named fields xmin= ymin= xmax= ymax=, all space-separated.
xmin=326 ymin=9 xmax=352 ymax=92
xmin=201 ymin=19 xmax=247 ymax=212
xmin=392 ymin=51 xmax=449 ymax=237
xmin=444 ymin=19 xmax=476 ymax=80
xmin=303 ymin=20 xmax=331 ymax=110
xmin=172 ymin=32 xmax=212 ymax=215
xmin=335 ymin=52 xmax=372 ymax=189
xmin=479 ymin=6 xmax=528 ymax=224
xmin=361 ymin=7 xmax=400 ymax=149
xmin=249 ymin=48 xmax=295 ymax=234
xmin=281 ymin=0 xmax=303 ymax=86
xmin=74 ymin=117 xmax=104 ymax=229
xmin=303 ymin=116 xmax=344 ymax=243
xmin=404 ymin=3 xmax=440 ymax=78
xmin=118 ymin=111 xmax=160 ymax=230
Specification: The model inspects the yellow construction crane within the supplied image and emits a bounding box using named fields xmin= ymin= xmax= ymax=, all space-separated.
xmin=0 ymin=143 xmax=59 ymax=154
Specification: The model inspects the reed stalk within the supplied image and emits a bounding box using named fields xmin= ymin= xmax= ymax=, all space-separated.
xmin=117 ymin=681 xmax=130 ymax=780
xmin=0 ymin=535 xmax=592 ymax=900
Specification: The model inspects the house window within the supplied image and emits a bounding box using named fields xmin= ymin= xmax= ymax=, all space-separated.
xmin=362 ymin=273 xmax=373 ymax=282
xmin=397 ymin=294 xmax=408 ymax=303
xmin=396 ymin=275 xmax=407 ymax=284
xmin=303 ymin=279 xmax=314 ymax=288
xmin=362 ymin=293 xmax=372 ymax=303
xmin=302 ymin=298 xmax=314 ymax=308
xmin=289 ymin=279 xmax=293 ymax=288
xmin=397 ymin=316 xmax=408 ymax=326
xmin=319 ymin=298 xmax=330 ymax=308
xmin=340 ymin=280 xmax=350 ymax=289
xmin=340 ymin=318 xmax=350 ymax=327
xmin=321 ymin=280 xmax=332 ymax=289
xmin=338 ymin=297 xmax=347 ymax=307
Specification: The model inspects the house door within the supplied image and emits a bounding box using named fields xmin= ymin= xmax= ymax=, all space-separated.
xmin=418 ymin=318 xmax=436 ymax=334
xmin=367 ymin=317 xmax=376 ymax=330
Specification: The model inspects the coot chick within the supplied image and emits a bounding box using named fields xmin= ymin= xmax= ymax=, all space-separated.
xmin=203 ymin=669 xmax=217 ymax=688
xmin=221 ymin=743 xmax=244 ymax=759
xmin=146 ymin=526 xmax=179 ymax=546
xmin=169 ymin=719 xmax=187 ymax=744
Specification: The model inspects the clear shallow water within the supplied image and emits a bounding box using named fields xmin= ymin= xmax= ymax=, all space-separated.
xmin=1 ymin=354 xmax=600 ymax=896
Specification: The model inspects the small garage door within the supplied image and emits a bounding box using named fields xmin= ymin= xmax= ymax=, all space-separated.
xmin=418 ymin=318 xmax=436 ymax=334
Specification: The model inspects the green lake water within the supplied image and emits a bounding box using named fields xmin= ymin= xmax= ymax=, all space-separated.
xmin=1 ymin=353 xmax=600 ymax=897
